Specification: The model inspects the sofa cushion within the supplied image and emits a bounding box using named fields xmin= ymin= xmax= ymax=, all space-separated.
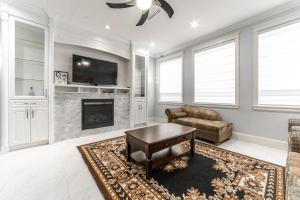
xmin=289 ymin=152 xmax=300 ymax=160
xmin=191 ymin=108 xmax=220 ymax=121
xmin=288 ymin=165 xmax=300 ymax=177
xmin=291 ymin=126 xmax=300 ymax=131
xmin=182 ymin=105 xmax=220 ymax=120
xmin=172 ymin=112 xmax=188 ymax=119
xmin=182 ymin=105 xmax=195 ymax=117
xmin=174 ymin=117 xmax=228 ymax=132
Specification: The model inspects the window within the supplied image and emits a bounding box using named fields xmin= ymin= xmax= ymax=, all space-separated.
xmin=255 ymin=20 xmax=300 ymax=109
xmin=194 ymin=35 xmax=239 ymax=107
xmin=159 ymin=55 xmax=183 ymax=103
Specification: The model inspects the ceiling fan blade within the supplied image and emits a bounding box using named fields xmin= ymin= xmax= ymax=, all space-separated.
xmin=156 ymin=0 xmax=174 ymax=18
xmin=106 ymin=1 xmax=135 ymax=9
xmin=136 ymin=10 xmax=149 ymax=26
xmin=148 ymin=7 xmax=161 ymax=20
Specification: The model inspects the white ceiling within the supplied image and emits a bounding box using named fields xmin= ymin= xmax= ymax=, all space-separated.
xmin=12 ymin=0 xmax=292 ymax=54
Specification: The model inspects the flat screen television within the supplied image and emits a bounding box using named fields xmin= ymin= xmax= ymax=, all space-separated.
xmin=72 ymin=54 xmax=118 ymax=86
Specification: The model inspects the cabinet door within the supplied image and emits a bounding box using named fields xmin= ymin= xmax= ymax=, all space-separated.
xmin=134 ymin=55 xmax=146 ymax=97
xmin=9 ymin=108 xmax=30 ymax=146
xmin=30 ymin=107 xmax=49 ymax=142
xmin=9 ymin=17 xmax=49 ymax=99
xmin=139 ymin=102 xmax=146 ymax=123
xmin=134 ymin=101 xmax=146 ymax=124
xmin=134 ymin=103 xmax=140 ymax=124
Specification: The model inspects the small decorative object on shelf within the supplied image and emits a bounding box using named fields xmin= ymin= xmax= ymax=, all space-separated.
xmin=54 ymin=71 xmax=68 ymax=85
xmin=28 ymin=86 xmax=35 ymax=96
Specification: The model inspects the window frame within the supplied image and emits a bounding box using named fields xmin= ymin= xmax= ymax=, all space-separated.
xmin=192 ymin=33 xmax=240 ymax=109
xmin=157 ymin=52 xmax=184 ymax=104
xmin=253 ymin=13 xmax=300 ymax=113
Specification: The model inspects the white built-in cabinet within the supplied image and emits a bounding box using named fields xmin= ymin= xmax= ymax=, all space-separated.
xmin=132 ymin=49 xmax=148 ymax=126
xmin=134 ymin=99 xmax=147 ymax=124
xmin=30 ymin=107 xmax=49 ymax=142
xmin=8 ymin=16 xmax=49 ymax=150
xmin=9 ymin=17 xmax=49 ymax=99
xmin=9 ymin=108 xmax=30 ymax=146
xmin=9 ymin=105 xmax=48 ymax=147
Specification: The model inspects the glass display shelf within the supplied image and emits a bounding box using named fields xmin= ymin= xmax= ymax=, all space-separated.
xmin=16 ymin=38 xmax=44 ymax=49
xmin=15 ymin=78 xmax=44 ymax=82
xmin=15 ymin=57 xmax=44 ymax=65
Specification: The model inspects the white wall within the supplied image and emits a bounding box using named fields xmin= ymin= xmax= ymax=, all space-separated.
xmin=154 ymin=7 xmax=300 ymax=141
xmin=54 ymin=43 xmax=130 ymax=87
xmin=0 ymin=9 xmax=9 ymax=152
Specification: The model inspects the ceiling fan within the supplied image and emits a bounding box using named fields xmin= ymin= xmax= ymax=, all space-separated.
xmin=106 ymin=0 xmax=174 ymax=26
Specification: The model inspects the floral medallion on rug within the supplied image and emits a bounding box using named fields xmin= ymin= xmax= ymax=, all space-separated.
xmin=78 ymin=137 xmax=285 ymax=200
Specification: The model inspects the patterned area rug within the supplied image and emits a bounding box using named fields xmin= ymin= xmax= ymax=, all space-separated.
xmin=78 ymin=137 xmax=285 ymax=200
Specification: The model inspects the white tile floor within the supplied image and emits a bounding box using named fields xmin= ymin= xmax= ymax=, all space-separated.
xmin=0 ymin=125 xmax=287 ymax=200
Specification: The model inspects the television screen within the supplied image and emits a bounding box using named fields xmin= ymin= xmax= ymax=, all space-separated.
xmin=72 ymin=54 xmax=118 ymax=85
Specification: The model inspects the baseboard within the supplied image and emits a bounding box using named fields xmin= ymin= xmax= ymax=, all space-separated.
xmin=152 ymin=117 xmax=167 ymax=123
xmin=232 ymin=131 xmax=288 ymax=150
xmin=147 ymin=117 xmax=156 ymax=123
xmin=9 ymin=140 xmax=49 ymax=152
xmin=0 ymin=146 xmax=9 ymax=154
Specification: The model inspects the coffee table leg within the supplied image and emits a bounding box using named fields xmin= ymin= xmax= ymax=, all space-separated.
xmin=191 ymin=132 xmax=195 ymax=157
xmin=145 ymin=153 xmax=152 ymax=179
xmin=126 ymin=140 xmax=131 ymax=162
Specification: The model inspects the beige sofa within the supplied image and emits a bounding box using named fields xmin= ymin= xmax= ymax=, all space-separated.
xmin=165 ymin=105 xmax=233 ymax=145
xmin=286 ymin=119 xmax=300 ymax=199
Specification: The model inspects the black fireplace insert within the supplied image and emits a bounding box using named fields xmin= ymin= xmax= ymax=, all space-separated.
xmin=82 ymin=99 xmax=114 ymax=130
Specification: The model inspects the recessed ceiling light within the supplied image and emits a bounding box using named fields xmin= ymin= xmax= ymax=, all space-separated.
xmin=105 ymin=25 xmax=110 ymax=30
xmin=136 ymin=0 xmax=152 ymax=10
xmin=150 ymin=42 xmax=155 ymax=47
xmin=190 ymin=19 xmax=199 ymax=29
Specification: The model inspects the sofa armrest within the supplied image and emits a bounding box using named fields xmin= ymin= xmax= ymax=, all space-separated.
xmin=289 ymin=131 xmax=300 ymax=153
xmin=165 ymin=108 xmax=184 ymax=122
xmin=289 ymin=119 xmax=300 ymax=131
xmin=286 ymin=152 xmax=300 ymax=199
xmin=217 ymin=122 xmax=233 ymax=142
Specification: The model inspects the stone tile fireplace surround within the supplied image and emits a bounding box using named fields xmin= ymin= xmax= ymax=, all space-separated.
xmin=54 ymin=92 xmax=130 ymax=142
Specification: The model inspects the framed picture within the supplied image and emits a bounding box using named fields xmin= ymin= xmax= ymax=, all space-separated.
xmin=54 ymin=71 xmax=68 ymax=85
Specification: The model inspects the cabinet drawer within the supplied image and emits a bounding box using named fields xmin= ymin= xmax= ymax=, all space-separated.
xmin=134 ymin=97 xmax=145 ymax=102
xmin=152 ymin=134 xmax=192 ymax=152
xmin=9 ymin=100 xmax=48 ymax=108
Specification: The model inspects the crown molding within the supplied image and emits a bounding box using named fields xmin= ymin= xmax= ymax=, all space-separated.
xmin=156 ymin=0 xmax=300 ymax=58
xmin=1 ymin=1 xmax=132 ymax=59
xmin=57 ymin=18 xmax=130 ymax=46
xmin=54 ymin=20 xmax=131 ymax=59
xmin=8 ymin=0 xmax=46 ymax=15
xmin=2 ymin=0 xmax=48 ymax=26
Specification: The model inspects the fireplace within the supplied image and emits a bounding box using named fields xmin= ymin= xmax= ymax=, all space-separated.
xmin=82 ymin=99 xmax=114 ymax=130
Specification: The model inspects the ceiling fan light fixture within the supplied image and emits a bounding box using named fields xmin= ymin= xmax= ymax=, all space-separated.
xmin=150 ymin=42 xmax=155 ymax=47
xmin=106 ymin=0 xmax=174 ymax=26
xmin=136 ymin=0 xmax=152 ymax=10
xmin=190 ymin=19 xmax=199 ymax=29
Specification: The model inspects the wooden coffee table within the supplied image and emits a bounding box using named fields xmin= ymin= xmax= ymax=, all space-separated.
xmin=125 ymin=123 xmax=196 ymax=179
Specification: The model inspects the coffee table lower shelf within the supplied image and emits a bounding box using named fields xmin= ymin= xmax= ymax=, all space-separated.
xmin=130 ymin=144 xmax=190 ymax=170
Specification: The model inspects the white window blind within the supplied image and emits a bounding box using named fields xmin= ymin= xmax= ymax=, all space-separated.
xmin=159 ymin=56 xmax=183 ymax=102
xmin=194 ymin=41 xmax=237 ymax=105
xmin=258 ymin=20 xmax=300 ymax=106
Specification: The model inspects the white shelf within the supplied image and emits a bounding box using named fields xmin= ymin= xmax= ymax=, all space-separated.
xmin=54 ymin=84 xmax=131 ymax=94
xmin=16 ymin=38 xmax=44 ymax=49
xmin=16 ymin=78 xmax=44 ymax=82
xmin=54 ymin=84 xmax=130 ymax=90
xmin=15 ymin=58 xmax=44 ymax=64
